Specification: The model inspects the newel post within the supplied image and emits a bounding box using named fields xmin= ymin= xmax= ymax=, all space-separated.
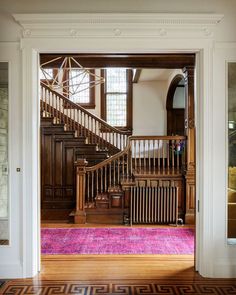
xmin=74 ymin=158 xmax=88 ymax=224
xmin=183 ymin=66 xmax=196 ymax=224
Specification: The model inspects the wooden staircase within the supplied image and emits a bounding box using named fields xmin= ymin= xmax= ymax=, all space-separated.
xmin=40 ymin=82 xmax=131 ymax=221
xmin=40 ymin=82 xmax=193 ymax=225
xmin=41 ymin=83 xmax=130 ymax=156
xmin=74 ymin=136 xmax=187 ymax=225
xmin=41 ymin=117 xmax=109 ymax=220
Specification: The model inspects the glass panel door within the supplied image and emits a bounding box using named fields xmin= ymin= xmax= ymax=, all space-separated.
xmin=0 ymin=62 xmax=9 ymax=245
xmin=228 ymin=62 xmax=236 ymax=241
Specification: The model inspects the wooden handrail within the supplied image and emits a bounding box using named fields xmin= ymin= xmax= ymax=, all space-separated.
xmin=85 ymin=135 xmax=186 ymax=172
xmin=130 ymin=135 xmax=186 ymax=140
xmin=86 ymin=136 xmax=132 ymax=172
xmin=74 ymin=135 xmax=186 ymax=223
xmin=41 ymin=82 xmax=130 ymax=136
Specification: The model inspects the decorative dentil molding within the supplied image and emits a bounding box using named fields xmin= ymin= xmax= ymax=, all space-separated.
xmin=13 ymin=13 xmax=224 ymax=39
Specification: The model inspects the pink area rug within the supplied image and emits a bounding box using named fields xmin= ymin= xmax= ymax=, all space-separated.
xmin=41 ymin=227 xmax=194 ymax=255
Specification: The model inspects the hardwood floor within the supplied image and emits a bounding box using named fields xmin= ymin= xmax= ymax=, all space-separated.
xmin=40 ymin=254 xmax=195 ymax=280
xmin=1 ymin=224 xmax=236 ymax=294
xmin=41 ymin=222 xmax=195 ymax=228
xmin=1 ymin=255 xmax=236 ymax=294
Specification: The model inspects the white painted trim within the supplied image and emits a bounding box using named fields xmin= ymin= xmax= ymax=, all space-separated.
xmin=211 ymin=46 xmax=236 ymax=278
xmin=13 ymin=13 xmax=223 ymax=39
xmin=13 ymin=13 xmax=224 ymax=25
xmin=215 ymin=42 xmax=236 ymax=49
xmin=21 ymin=47 xmax=40 ymax=277
xmin=14 ymin=13 xmax=225 ymax=278
xmin=0 ymin=42 xmax=23 ymax=278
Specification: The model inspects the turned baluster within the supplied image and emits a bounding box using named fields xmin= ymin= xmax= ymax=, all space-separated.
xmin=139 ymin=140 xmax=141 ymax=168
xmin=58 ymin=95 xmax=61 ymax=122
xmin=143 ymin=140 xmax=146 ymax=169
xmin=134 ymin=140 xmax=137 ymax=170
xmin=153 ymin=139 xmax=156 ymax=170
xmin=162 ymin=140 xmax=165 ymax=170
xmin=167 ymin=140 xmax=170 ymax=169
xmin=109 ymin=162 xmax=112 ymax=187
xmin=45 ymin=89 xmax=49 ymax=116
xmin=171 ymin=139 xmax=175 ymax=169
xmin=92 ymin=171 xmax=95 ymax=203
xmin=105 ymin=165 xmax=107 ymax=191
xmin=55 ymin=94 xmax=58 ymax=121
xmin=148 ymin=140 xmax=151 ymax=171
xmin=158 ymin=140 xmax=160 ymax=170
xmin=101 ymin=167 xmax=103 ymax=193
xmin=87 ymin=172 xmax=90 ymax=204
xmin=73 ymin=108 xmax=75 ymax=133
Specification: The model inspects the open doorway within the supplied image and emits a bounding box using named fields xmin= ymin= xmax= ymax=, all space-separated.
xmin=39 ymin=53 xmax=195 ymax=258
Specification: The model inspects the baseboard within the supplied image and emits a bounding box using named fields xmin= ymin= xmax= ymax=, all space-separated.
xmin=0 ymin=262 xmax=23 ymax=279
xmin=212 ymin=259 xmax=236 ymax=278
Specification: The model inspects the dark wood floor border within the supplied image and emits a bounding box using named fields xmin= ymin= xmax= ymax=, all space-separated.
xmin=1 ymin=279 xmax=236 ymax=295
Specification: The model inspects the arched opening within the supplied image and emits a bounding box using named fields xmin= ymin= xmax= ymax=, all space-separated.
xmin=166 ymin=74 xmax=185 ymax=135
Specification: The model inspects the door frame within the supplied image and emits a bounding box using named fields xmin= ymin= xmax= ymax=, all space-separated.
xmin=14 ymin=12 xmax=223 ymax=278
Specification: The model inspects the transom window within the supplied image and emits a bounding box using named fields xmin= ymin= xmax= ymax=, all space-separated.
xmin=101 ymin=68 xmax=132 ymax=131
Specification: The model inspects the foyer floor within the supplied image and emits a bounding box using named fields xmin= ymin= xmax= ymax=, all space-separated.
xmin=1 ymin=255 xmax=236 ymax=294
xmin=1 ymin=224 xmax=236 ymax=294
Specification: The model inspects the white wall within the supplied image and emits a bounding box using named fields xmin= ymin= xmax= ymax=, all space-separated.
xmin=173 ymin=87 xmax=185 ymax=109
xmin=133 ymin=80 xmax=168 ymax=135
xmin=84 ymin=70 xmax=169 ymax=135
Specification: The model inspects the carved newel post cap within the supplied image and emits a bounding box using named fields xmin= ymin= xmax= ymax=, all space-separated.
xmin=75 ymin=158 xmax=88 ymax=167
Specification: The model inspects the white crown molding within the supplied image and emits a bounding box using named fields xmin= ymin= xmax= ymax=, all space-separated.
xmin=13 ymin=13 xmax=224 ymax=39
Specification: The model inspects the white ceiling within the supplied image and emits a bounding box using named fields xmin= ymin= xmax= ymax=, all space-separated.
xmin=138 ymin=69 xmax=174 ymax=82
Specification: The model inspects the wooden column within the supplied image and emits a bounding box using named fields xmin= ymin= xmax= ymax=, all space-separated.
xmin=183 ymin=67 xmax=196 ymax=224
xmin=74 ymin=159 xmax=88 ymax=224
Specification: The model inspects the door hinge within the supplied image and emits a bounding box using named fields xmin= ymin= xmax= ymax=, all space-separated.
xmin=197 ymin=200 xmax=200 ymax=213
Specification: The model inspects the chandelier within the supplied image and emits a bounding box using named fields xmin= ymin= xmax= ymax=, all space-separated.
xmin=40 ymin=56 xmax=105 ymax=97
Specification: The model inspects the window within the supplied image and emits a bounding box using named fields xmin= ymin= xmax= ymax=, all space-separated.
xmin=101 ymin=68 xmax=133 ymax=131
xmin=68 ymin=69 xmax=95 ymax=108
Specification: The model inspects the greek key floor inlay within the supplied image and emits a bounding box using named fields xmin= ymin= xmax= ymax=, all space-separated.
xmin=1 ymin=279 xmax=236 ymax=295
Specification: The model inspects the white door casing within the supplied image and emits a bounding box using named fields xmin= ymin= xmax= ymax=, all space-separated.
xmin=7 ymin=13 xmax=231 ymax=278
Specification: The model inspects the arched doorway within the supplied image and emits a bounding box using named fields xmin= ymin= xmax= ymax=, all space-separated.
xmin=166 ymin=74 xmax=185 ymax=136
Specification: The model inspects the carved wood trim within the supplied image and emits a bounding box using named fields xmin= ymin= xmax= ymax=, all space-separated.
xmin=74 ymin=159 xmax=88 ymax=224
xmin=40 ymin=54 xmax=195 ymax=69
xmin=183 ymin=66 xmax=196 ymax=224
xmin=166 ymin=74 xmax=185 ymax=136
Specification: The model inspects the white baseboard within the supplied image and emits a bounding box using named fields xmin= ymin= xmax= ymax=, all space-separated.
xmin=213 ymin=260 xmax=236 ymax=278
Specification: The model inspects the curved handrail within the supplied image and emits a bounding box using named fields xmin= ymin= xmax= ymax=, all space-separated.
xmin=85 ymin=135 xmax=186 ymax=172
xmin=76 ymin=135 xmax=187 ymax=210
xmin=130 ymin=135 xmax=186 ymax=141
xmin=41 ymin=82 xmax=130 ymax=136
xmin=86 ymin=136 xmax=132 ymax=172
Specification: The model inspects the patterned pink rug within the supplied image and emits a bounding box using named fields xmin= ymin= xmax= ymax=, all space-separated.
xmin=41 ymin=227 xmax=194 ymax=255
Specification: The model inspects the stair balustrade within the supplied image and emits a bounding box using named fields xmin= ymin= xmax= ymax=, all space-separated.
xmin=74 ymin=135 xmax=186 ymax=223
xmin=40 ymin=82 xmax=130 ymax=156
